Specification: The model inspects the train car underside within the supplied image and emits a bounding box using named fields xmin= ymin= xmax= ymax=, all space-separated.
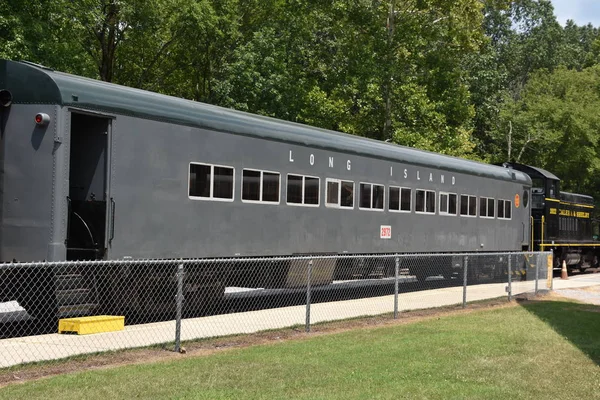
xmin=552 ymin=247 xmax=599 ymax=273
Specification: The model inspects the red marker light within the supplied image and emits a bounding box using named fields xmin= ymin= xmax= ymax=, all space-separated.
xmin=35 ymin=113 xmax=50 ymax=126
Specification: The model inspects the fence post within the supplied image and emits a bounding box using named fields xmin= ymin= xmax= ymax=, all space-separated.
xmin=535 ymin=253 xmax=539 ymax=295
xmin=305 ymin=259 xmax=313 ymax=333
xmin=507 ymin=255 xmax=512 ymax=302
xmin=394 ymin=257 xmax=399 ymax=319
xmin=462 ymin=256 xmax=468 ymax=309
xmin=174 ymin=263 xmax=184 ymax=353
xmin=549 ymin=252 xmax=554 ymax=291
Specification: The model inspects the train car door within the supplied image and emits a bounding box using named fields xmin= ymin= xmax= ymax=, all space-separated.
xmin=66 ymin=111 xmax=113 ymax=260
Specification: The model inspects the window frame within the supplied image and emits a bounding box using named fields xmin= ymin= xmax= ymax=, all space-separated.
xmin=479 ymin=196 xmax=495 ymax=219
xmin=388 ymin=186 xmax=412 ymax=213
xmin=459 ymin=194 xmax=477 ymax=218
xmin=325 ymin=178 xmax=355 ymax=209
xmin=439 ymin=191 xmax=457 ymax=216
xmin=415 ymin=188 xmax=436 ymax=215
xmin=497 ymin=198 xmax=512 ymax=220
xmin=188 ymin=162 xmax=235 ymax=202
xmin=241 ymin=168 xmax=281 ymax=204
xmin=358 ymin=181 xmax=385 ymax=211
xmin=286 ymin=173 xmax=321 ymax=207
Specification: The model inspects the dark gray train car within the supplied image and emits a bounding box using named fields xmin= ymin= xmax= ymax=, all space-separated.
xmin=0 ymin=59 xmax=531 ymax=317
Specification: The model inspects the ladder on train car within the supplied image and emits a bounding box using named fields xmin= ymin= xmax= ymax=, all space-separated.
xmin=55 ymin=265 xmax=100 ymax=318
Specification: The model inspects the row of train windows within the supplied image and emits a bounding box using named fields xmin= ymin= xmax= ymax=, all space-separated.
xmin=188 ymin=163 xmax=512 ymax=219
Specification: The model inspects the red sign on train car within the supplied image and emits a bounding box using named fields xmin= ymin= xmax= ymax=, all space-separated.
xmin=380 ymin=225 xmax=392 ymax=239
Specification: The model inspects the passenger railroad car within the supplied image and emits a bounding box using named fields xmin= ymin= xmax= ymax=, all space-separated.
xmin=0 ymin=59 xmax=532 ymax=320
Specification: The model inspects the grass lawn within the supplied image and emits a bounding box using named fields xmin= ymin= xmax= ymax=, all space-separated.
xmin=1 ymin=298 xmax=600 ymax=399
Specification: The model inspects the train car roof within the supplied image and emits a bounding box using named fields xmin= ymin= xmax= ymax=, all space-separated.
xmin=560 ymin=191 xmax=594 ymax=205
xmin=0 ymin=59 xmax=530 ymax=185
xmin=502 ymin=163 xmax=560 ymax=181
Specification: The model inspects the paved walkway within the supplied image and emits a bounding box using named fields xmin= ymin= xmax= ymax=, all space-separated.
xmin=1 ymin=274 xmax=599 ymax=368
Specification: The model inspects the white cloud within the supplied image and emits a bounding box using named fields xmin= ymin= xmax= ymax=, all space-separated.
xmin=552 ymin=0 xmax=600 ymax=27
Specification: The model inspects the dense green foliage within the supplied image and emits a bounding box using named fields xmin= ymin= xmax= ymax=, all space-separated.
xmin=2 ymin=300 xmax=600 ymax=399
xmin=2 ymin=0 xmax=600 ymax=197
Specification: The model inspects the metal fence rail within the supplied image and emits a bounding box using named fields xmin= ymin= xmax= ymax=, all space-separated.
xmin=0 ymin=251 xmax=553 ymax=368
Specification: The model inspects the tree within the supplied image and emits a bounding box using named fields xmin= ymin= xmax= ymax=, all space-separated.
xmin=492 ymin=66 xmax=600 ymax=198
xmin=0 ymin=0 xmax=97 ymax=77
xmin=561 ymin=20 xmax=600 ymax=71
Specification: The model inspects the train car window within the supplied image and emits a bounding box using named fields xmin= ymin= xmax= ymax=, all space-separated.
xmin=439 ymin=192 xmax=457 ymax=215
xmin=531 ymin=178 xmax=544 ymax=191
xmin=479 ymin=197 xmax=495 ymax=218
xmin=416 ymin=189 xmax=435 ymax=214
xmin=242 ymin=169 xmax=280 ymax=203
xmin=460 ymin=195 xmax=468 ymax=216
xmin=449 ymin=193 xmax=457 ymax=214
xmin=401 ymin=188 xmax=412 ymax=211
xmin=497 ymin=199 xmax=512 ymax=219
xmin=440 ymin=194 xmax=447 ymax=213
xmin=468 ymin=195 xmax=476 ymax=216
xmin=416 ymin=191 xmax=425 ymax=212
xmin=189 ymin=163 xmax=211 ymax=198
xmin=360 ymin=184 xmax=371 ymax=208
xmin=327 ymin=180 xmax=340 ymax=205
xmin=426 ymin=191 xmax=435 ymax=213
xmin=373 ymin=184 xmax=385 ymax=210
xmin=326 ymin=179 xmax=354 ymax=209
xmin=304 ymin=177 xmax=320 ymax=205
xmin=189 ymin=163 xmax=234 ymax=201
xmin=460 ymin=194 xmax=476 ymax=217
xmin=359 ymin=182 xmax=384 ymax=211
xmin=389 ymin=186 xmax=400 ymax=211
xmin=287 ymin=174 xmax=320 ymax=206
xmin=242 ymin=170 xmax=261 ymax=201
xmin=213 ymin=167 xmax=234 ymax=199
xmin=263 ymin=172 xmax=280 ymax=202
xmin=391 ymin=187 xmax=412 ymax=212
xmin=488 ymin=198 xmax=495 ymax=217
xmin=523 ymin=190 xmax=529 ymax=208
xmin=287 ymin=175 xmax=303 ymax=204
xmin=341 ymin=181 xmax=354 ymax=208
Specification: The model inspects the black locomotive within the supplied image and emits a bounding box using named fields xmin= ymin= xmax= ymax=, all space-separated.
xmin=507 ymin=163 xmax=600 ymax=273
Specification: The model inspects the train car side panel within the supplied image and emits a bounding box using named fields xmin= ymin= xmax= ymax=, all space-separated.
xmin=0 ymin=104 xmax=60 ymax=262
xmin=103 ymin=114 xmax=529 ymax=260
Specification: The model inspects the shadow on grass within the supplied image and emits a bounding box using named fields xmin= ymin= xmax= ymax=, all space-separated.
xmin=520 ymin=298 xmax=600 ymax=365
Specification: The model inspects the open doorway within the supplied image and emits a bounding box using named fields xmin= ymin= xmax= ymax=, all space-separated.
xmin=66 ymin=112 xmax=111 ymax=260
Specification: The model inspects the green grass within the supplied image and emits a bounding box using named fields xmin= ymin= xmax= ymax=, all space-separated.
xmin=2 ymin=300 xmax=600 ymax=399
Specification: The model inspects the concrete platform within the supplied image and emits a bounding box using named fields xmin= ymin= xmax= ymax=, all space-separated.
xmin=0 ymin=274 xmax=598 ymax=369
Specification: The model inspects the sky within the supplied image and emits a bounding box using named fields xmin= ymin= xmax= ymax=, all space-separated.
xmin=552 ymin=0 xmax=600 ymax=27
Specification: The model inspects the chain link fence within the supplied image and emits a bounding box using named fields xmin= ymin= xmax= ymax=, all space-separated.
xmin=0 ymin=251 xmax=552 ymax=367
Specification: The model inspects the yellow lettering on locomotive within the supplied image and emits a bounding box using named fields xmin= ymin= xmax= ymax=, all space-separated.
xmin=549 ymin=208 xmax=557 ymax=215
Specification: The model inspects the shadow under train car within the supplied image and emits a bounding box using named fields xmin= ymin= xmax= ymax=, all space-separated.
xmin=0 ymin=263 xmax=58 ymax=338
